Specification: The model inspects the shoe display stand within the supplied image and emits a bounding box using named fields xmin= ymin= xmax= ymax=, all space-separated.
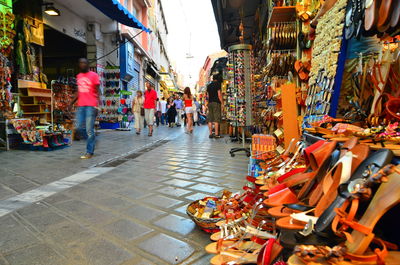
xmin=99 ymin=67 xmax=121 ymax=129
xmin=259 ymin=4 xmax=298 ymax=148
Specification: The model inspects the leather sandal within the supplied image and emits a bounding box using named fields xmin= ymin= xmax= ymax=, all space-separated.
xmin=210 ymin=238 xmax=282 ymax=265
xmin=279 ymin=149 xmax=394 ymax=250
xmin=336 ymin=165 xmax=400 ymax=255
xmin=289 ymin=166 xmax=400 ymax=265
xmin=276 ymin=146 xmax=369 ymax=230
xmin=260 ymin=140 xmax=336 ymax=193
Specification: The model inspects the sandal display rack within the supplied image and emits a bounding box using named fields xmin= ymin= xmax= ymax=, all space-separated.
xmin=99 ymin=67 xmax=121 ymax=128
xmin=251 ymin=5 xmax=299 ymax=148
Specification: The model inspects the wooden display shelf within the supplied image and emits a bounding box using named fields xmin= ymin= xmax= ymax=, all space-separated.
xmin=23 ymin=112 xmax=50 ymax=114
xmin=18 ymin=79 xmax=47 ymax=89
xmin=268 ymin=6 xmax=297 ymax=26
xmin=20 ymin=103 xmax=47 ymax=106
xmin=18 ymin=80 xmax=52 ymax=121
xmin=19 ymin=87 xmax=51 ymax=98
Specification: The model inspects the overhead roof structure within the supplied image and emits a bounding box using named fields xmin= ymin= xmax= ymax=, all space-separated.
xmin=211 ymin=0 xmax=262 ymax=50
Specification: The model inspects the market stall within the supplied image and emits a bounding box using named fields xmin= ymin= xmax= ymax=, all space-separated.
xmin=0 ymin=0 xmax=123 ymax=150
xmin=196 ymin=0 xmax=400 ymax=264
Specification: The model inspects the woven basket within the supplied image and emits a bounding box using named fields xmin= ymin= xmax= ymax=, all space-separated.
xmin=186 ymin=198 xmax=224 ymax=233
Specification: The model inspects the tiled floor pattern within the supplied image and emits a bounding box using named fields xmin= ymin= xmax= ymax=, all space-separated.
xmin=0 ymin=126 xmax=248 ymax=264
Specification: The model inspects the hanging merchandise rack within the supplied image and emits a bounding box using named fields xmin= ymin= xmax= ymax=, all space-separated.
xmin=304 ymin=0 xmax=348 ymax=122
xmin=227 ymin=44 xmax=253 ymax=157
xmin=99 ymin=67 xmax=121 ymax=129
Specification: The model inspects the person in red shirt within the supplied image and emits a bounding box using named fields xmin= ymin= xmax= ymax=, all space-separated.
xmin=143 ymin=82 xmax=158 ymax=136
xmin=73 ymin=58 xmax=100 ymax=159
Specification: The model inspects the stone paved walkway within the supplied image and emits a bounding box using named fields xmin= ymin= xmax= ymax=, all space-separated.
xmin=0 ymin=126 xmax=248 ymax=265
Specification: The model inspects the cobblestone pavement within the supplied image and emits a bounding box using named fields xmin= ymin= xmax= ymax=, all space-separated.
xmin=0 ymin=125 xmax=248 ymax=265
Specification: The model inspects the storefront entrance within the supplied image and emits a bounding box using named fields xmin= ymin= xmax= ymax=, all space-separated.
xmin=42 ymin=25 xmax=87 ymax=81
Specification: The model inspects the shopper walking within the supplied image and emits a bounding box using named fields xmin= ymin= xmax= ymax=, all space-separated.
xmin=155 ymin=98 xmax=161 ymax=127
xmin=132 ymin=90 xmax=144 ymax=135
xmin=174 ymin=95 xmax=183 ymax=126
xmin=193 ymin=97 xmax=201 ymax=126
xmin=160 ymin=97 xmax=167 ymax=125
xmin=144 ymin=82 xmax=158 ymax=136
xmin=206 ymin=75 xmax=223 ymax=138
xmin=73 ymin=58 xmax=100 ymax=159
xmin=183 ymin=87 xmax=194 ymax=134
xmin=167 ymin=98 xmax=177 ymax=127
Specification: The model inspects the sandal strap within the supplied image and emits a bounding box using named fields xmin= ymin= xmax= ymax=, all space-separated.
xmin=332 ymin=165 xmax=400 ymax=241
xmin=345 ymin=238 xmax=389 ymax=265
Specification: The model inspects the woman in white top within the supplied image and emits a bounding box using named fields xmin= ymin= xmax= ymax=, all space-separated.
xmin=132 ymin=91 xmax=144 ymax=135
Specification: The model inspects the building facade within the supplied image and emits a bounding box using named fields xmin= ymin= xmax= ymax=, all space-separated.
xmin=197 ymin=50 xmax=227 ymax=93
xmin=119 ymin=0 xmax=177 ymax=96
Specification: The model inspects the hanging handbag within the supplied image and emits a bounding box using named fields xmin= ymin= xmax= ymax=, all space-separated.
xmin=140 ymin=107 xmax=145 ymax=116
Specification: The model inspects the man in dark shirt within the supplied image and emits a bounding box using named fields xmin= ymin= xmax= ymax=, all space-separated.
xmin=206 ymin=75 xmax=223 ymax=138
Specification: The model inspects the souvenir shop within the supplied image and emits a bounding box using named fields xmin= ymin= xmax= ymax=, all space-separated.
xmin=0 ymin=0 xmax=133 ymax=150
xmin=0 ymin=0 xmax=91 ymax=150
xmin=0 ymin=0 xmax=15 ymax=150
xmin=187 ymin=0 xmax=400 ymax=264
xmin=99 ymin=39 xmax=137 ymax=131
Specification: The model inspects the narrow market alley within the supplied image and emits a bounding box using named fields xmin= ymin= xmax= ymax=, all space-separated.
xmin=2 ymin=0 xmax=400 ymax=264
xmin=0 ymin=126 xmax=248 ymax=265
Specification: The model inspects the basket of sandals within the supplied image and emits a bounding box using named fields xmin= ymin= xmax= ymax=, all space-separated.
xmin=186 ymin=197 xmax=224 ymax=233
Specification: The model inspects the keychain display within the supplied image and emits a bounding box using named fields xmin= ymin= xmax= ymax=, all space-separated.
xmin=0 ymin=53 xmax=12 ymax=118
xmin=305 ymin=0 xmax=347 ymax=117
xmin=226 ymin=45 xmax=253 ymax=127
xmin=0 ymin=10 xmax=15 ymax=55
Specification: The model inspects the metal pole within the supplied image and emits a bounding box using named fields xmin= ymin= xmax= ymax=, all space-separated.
xmin=50 ymin=80 xmax=54 ymax=132
xmin=242 ymin=127 xmax=245 ymax=147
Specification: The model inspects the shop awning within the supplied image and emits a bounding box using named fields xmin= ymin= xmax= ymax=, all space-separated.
xmin=86 ymin=0 xmax=151 ymax=33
